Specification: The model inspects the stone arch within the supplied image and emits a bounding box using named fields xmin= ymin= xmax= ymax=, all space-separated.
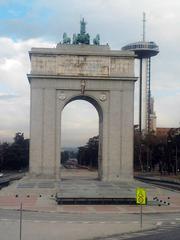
xmin=63 ymin=94 xmax=103 ymax=120
xmin=60 ymin=94 xmax=103 ymax=180
xmin=28 ymin=44 xmax=136 ymax=182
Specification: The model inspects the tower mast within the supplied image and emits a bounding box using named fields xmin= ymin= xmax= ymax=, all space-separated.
xmin=143 ymin=12 xmax=146 ymax=41
xmin=122 ymin=13 xmax=159 ymax=134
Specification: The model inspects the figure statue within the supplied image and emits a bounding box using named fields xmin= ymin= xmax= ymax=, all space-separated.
xmin=93 ymin=34 xmax=100 ymax=45
xmin=80 ymin=18 xmax=86 ymax=35
xmin=63 ymin=32 xmax=71 ymax=44
xmin=72 ymin=18 xmax=90 ymax=45
xmin=81 ymin=80 xmax=86 ymax=94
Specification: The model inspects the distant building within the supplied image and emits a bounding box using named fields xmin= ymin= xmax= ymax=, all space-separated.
xmin=156 ymin=128 xmax=171 ymax=138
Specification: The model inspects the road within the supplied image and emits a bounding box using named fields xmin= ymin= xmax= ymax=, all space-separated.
xmin=0 ymin=209 xmax=180 ymax=223
xmin=0 ymin=209 xmax=180 ymax=240
xmin=135 ymin=176 xmax=180 ymax=191
xmin=130 ymin=227 xmax=180 ymax=240
xmin=95 ymin=226 xmax=180 ymax=239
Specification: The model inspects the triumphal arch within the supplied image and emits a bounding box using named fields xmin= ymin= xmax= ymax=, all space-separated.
xmin=27 ymin=19 xmax=136 ymax=181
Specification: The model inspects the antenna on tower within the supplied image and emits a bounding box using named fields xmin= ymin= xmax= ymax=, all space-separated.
xmin=143 ymin=12 xmax=146 ymax=41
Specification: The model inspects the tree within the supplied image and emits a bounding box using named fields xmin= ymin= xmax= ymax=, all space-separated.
xmin=0 ymin=132 xmax=29 ymax=171
xmin=77 ymin=136 xmax=99 ymax=169
xmin=61 ymin=151 xmax=69 ymax=164
xmin=134 ymin=126 xmax=180 ymax=175
xmin=167 ymin=128 xmax=180 ymax=174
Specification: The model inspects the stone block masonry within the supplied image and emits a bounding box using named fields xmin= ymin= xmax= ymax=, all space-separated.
xmin=27 ymin=44 xmax=137 ymax=181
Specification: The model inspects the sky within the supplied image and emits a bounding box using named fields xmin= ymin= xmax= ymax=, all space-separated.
xmin=0 ymin=0 xmax=180 ymax=146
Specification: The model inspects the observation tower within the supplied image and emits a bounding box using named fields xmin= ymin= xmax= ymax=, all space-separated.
xmin=122 ymin=13 xmax=159 ymax=134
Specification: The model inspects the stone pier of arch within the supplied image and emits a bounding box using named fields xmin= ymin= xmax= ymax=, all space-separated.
xmin=27 ymin=44 xmax=137 ymax=182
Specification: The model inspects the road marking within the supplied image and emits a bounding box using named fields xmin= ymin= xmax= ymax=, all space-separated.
xmin=175 ymin=218 xmax=180 ymax=221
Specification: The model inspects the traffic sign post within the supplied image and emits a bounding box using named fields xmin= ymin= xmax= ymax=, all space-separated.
xmin=136 ymin=188 xmax=147 ymax=230
xmin=140 ymin=204 xmax=142 ymax=229
xmin=20 ymin=202 xmax=22 ymax=240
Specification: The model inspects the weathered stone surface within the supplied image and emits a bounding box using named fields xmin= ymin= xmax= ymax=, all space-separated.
xmin=28 ymin=44 xmax=137 ymax=181
xmin=30 ymin=45 xmax=134 ymax=77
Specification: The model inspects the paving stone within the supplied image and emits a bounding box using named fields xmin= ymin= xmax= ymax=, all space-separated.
xmin=38 ymin=182 xmax=55 ymax=188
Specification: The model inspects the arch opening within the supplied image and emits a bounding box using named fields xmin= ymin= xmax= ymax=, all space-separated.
xmin=60 ymin=96 xmax=103 ymax=181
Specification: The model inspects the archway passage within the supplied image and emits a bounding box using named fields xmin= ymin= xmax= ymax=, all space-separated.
xmin=60 ymin=97 xmax=102 ymax=181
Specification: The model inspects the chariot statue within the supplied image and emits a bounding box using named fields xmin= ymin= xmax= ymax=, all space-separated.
xmin=60 ymin=18 xmax=100 ymax=45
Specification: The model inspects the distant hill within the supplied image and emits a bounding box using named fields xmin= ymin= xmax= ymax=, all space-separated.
xmin=61 ymin=147 xmax=78 ymax=153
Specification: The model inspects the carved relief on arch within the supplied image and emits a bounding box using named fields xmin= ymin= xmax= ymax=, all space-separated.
xmin=99 ymin=93 xmax=107 ymax=102
xmin=58 ymin=93 xmax=66 ymax=101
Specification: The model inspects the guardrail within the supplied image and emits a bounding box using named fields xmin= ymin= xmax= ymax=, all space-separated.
xmin=0 ymin=173 xmax=24 ymax=190
xmin=135 ymin=176 xmax=180 ymax=191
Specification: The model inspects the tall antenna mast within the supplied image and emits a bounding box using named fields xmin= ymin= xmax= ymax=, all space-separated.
xmin=143 ymin=12 xmax=146 ymax=41
xmin=122 ymin=13 xmax=159 ymax=135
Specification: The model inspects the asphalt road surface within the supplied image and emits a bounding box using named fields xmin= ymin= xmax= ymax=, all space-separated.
xmin=0 ymin=209 xmax=180 ymax=223
xmin=131 ymin=227 xmax=180 ymax=240
xmin=0 ymin=209 xmax=180 ymax=240
xmin=96 ymin=226 xmax=180 ymax=240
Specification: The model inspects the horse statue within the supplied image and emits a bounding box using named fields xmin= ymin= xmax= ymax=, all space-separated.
xmin=63 ymin=32 xmax=71 ymax=44
xmin=73 ymin=33 xmax=78 ymax=44
xmin=93 ymin=34 xmax=100 ymax=45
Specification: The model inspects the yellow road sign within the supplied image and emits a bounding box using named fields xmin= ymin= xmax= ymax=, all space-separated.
xmin=136 ymin=188 xmax=147 ymax=205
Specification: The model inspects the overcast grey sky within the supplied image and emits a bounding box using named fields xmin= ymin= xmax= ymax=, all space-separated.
xmin=0 ymin=0 xmax=180 ymax=146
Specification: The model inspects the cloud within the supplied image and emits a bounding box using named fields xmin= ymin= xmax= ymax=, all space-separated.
xmin=0 ymin=34 xmax=180 ymax=145
xmin=1 ymin=0 xmax=180 ymax=48
xmin=61 ymin=100 xmax=99 ymax=147
xmin=0 ymin=0 xmax=180 ymax=145
xmin=156 ymin=93 xmax=180 ymax=127
xmin=0 ymin=93 xmax=19 ymax=100
xmin=0 ymin=37 xmax=53 ymax=141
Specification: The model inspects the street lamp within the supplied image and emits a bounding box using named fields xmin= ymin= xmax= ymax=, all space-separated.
xmin=175 ymin=143 xmax=178 ymax=175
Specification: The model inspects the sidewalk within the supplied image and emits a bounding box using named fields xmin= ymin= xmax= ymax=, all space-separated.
xmin=0 ymin=174 xmax=180 ymax=214
xmin=0 ymin=219 xmax=155 ymax=240
xmin=0 ymin=171 xmax=179 ymax=240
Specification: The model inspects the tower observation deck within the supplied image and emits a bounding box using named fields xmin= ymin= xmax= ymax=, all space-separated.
xmin=122 ymin=41 xmax=159 ymax=58
xmin=122 ymin=13 xmax=159 ymax=134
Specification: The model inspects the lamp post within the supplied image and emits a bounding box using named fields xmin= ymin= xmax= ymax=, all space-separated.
xmin=175 ymin=143 xmax=178 ymax=175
